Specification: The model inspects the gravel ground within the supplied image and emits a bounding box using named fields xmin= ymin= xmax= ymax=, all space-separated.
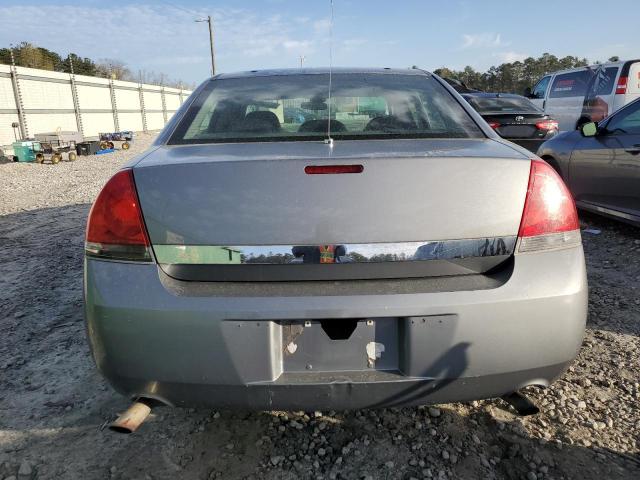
xmin=0 ymin=134 xmax=638 ymax=480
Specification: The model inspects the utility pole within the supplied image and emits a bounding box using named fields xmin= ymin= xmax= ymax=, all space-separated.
xmin=299 ymin=55 xmax=306 ymax=68
xmin=196 ymin=15 xmax=216 ymax=76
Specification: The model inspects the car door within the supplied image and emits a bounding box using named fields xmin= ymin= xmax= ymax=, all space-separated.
xmin=529 ymin=75 xmax=551 ymax=110
xmin=569 ymin=100 xmax=640 ymax=218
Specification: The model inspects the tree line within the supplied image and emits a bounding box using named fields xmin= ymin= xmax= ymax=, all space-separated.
xmin=2 ymin=45 xmax=621 ymax=94
xmin=431 ymin=52 xmax=621 ymax=94
xmin=0 ymin=42 xmax=195 ymax=89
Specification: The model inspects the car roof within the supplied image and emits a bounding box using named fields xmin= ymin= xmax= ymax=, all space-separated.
xmin=548 ymin=60 xmax=640 ymax=76
xmin=214 ymin=67 xmax=431 ymax=80
xmin=462 ymin=92 xmax=527 ymax=99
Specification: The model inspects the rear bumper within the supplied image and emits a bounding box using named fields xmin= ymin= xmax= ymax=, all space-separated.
xmin=84 ymin=247 xmax=587 ymax=410
xmin=108 ymin=365 xmax=570 ymax=410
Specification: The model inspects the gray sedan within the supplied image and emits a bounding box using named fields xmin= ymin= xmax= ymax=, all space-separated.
xmin=84 ymin=69 xmax=586 ymax=430
xmin=538 ymin=98 xmax=640 ymax=226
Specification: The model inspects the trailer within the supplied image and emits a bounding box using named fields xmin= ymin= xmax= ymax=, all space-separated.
xmin=99 ymin=131 xmax=134 ymax=150
xmin=33 ymin=131 xmax=83 ymax=164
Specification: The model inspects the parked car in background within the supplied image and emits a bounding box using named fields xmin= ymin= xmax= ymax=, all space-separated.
xmin=525 ymin=59 xmax=640 ymax=131
xmin=462 ymin=93 xmax=558 ymax=152
xmin=538 ymin=97 xmax=640 ymax=226
xmin=84 ymin=68 xmax=587 ymax=420
xmin=441 ymin=76 xmax=481 ymax=94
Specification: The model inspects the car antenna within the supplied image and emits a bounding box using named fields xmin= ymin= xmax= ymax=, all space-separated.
xmin=325 ymin=0 xmax=334 ymax=147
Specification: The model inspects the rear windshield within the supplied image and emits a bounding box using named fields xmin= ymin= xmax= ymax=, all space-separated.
xmin=168 ymin=73 xmax=484 ymax=144
xmin=464 ymin=95 xmax=540 ymax=113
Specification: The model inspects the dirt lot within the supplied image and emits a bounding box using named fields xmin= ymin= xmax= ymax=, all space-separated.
xmin=0 ymin=134 xmax=639 ymax=480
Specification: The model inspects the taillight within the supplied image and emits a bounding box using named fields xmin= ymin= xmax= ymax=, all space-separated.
xmin=85 ymin=169 xmax=152 ymax=261
xmin=517 ymin=159 xmax=581 ymax=253
xmin=535 ymin=120 xmax=558 ymax=131
xmin=488 ymin=122 xmax=500 ymax=129
xmin=615 ymin=76 xmax=627 ymax=95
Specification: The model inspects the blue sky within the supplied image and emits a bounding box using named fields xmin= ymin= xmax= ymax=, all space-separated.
xmin=1 ymin=0 xmax=638 ymax=85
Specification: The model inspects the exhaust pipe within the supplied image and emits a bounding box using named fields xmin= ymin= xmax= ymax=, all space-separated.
xmin=501 ymin=391 xmax=540 ymax=416
xmin=109 ymin=399 xmax=152 ymax=434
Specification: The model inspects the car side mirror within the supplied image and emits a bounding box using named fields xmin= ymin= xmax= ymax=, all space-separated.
xmin=581 ymin=122 xmax=598 ymax=137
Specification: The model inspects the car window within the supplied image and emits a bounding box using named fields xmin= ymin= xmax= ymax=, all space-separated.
xmin=169 ymin=73 xmax=484 ymax=144
xmin=605 ymin=100 xmax=640 ymax=135
xmin=549 ymin=71 xmax=590 ymax=98
xmin=591 ymin=67 xmax=619 ymax=95
xmin=464 ymin=96 xmax=540 ymax=113
xmin=532 ymin=76 xmax=551 ymax=99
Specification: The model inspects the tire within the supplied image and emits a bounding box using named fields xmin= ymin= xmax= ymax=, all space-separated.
xmin=100 ymin=141 xmax=108 ymax=150
xmin=107 ymin=141 xmax=115 ymax=149
xmin=68 ymin=151 xmax=77 ymax=162
xmin=35 ymin=153 xmax=45 ymax=163
xmin=122 ymin=142 xmax=130 ymax=150
xmin=51 ymin=153 xmax=61 ymax=164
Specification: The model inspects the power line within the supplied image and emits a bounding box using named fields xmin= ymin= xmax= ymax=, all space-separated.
xmin=156 ymin=1 xmax=216 ymax=75
xmin=157 ymin=1 xmax=203 ymax=18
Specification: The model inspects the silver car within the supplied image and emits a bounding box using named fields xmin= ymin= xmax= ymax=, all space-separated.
xmin=84 ymin=68 xmax=587 ymax=423
xmin=537 ymin=97 xmax=640 ymax=226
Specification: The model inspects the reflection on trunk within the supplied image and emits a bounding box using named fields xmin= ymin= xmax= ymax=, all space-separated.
xmin=154 ymin=237 xmax=517 ymax=265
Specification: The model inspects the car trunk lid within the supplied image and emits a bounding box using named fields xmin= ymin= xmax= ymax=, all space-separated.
xmin=133 ymin=139 xmax=531 ymax=280
xmin=483 ymin=113 xmax=546 ymax=138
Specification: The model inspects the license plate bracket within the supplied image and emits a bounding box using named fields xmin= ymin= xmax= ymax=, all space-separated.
xmin=280 ymin=318 xmax=399 ymax=373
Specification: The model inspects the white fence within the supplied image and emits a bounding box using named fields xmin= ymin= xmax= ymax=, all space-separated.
xmin=0 ymin=64 xmax=192 ymax=147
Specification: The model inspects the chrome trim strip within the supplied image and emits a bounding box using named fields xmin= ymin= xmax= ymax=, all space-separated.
xmin=153 ymin=236 xmax=517 ymax=265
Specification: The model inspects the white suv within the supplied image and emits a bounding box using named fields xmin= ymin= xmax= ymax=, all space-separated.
xmin=527 ymin=59 xmax=640 ymax=131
